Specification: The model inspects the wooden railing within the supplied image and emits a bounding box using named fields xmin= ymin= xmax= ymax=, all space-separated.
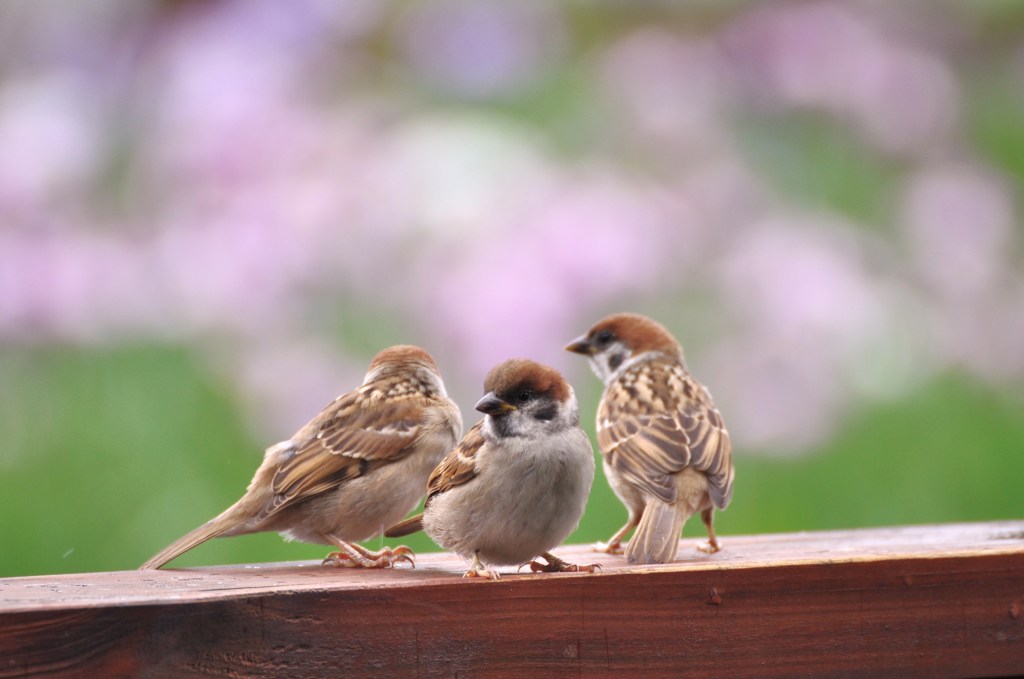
xmin=2 ymin=520 xmax=1023 ymax=678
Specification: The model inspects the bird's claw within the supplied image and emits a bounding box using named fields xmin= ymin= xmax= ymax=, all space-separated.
xmin=387 ymin=545 xmax=417 ymax=566
xmin=593 ymin=540 xmax=624 ymax=555
xmin=696 ymin=540 xmax=721 ymax=555
xmin=531 ymin=557 xmax=602 ymax=574
xmin=322 ymin=544 xmax=416 ymax=569
xmin=463 ymin=567 xmax=500 ymax=580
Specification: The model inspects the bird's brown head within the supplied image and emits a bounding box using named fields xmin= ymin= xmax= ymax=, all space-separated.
xmin=365 ymin=345 xmax=442 ymax=383
xmin=476 ymin=359 xmax=576 ymax=435
xmin=566 ymin=313 xmax=682 ymax=383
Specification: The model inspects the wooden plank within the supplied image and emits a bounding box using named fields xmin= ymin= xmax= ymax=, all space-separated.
xmin=1 ymin=521 xmax=1023 ymax=678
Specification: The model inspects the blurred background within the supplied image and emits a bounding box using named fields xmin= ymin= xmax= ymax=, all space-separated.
xmin=1 ymin=0 xmax=1022 ymax=577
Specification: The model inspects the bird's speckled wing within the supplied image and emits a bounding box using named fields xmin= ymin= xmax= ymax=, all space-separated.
xmin=260 ymin=385 xmax=434 ymax=519
xmin=597 ymin=357 xmax=733 ymax=508
xmin=424 ymin=421 xmax=486 ymax=506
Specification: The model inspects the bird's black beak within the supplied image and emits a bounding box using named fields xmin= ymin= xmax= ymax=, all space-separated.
xmin=475 ymin=392 xmax=516 ymax=416
xmin=565 ymin=335 xmax=592 ymax=355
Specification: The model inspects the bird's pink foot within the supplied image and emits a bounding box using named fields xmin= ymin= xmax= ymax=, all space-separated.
xmin=531 ymin=552 xmax=601 ymax=573
xmin=322 ymin=543 xmax=415 ymax=568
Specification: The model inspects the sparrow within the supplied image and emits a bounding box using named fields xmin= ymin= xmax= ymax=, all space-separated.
xmin=139 ymin=345 xmax=463 ymax=570
xmin=566 ymin=313 xmax=734 ymax=564
xmin=385 ymin=359 xmax=596 ymax=580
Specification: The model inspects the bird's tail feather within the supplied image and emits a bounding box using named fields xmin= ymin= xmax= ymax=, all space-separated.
xmin=384 ymin=514 xmax=423 ymax=538
xmin=625 ymin=500 xmax=685 ymax=564
xmin=139 ymin=509 xmax=245 ymax=570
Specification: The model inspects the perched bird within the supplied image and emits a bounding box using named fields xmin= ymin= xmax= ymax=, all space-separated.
xmin=386 ymin=359 xmax=596 ymax=580
xmin=140 ymin=345 xmax=462 ymax=570
xmin=566 ymin=313 xmax=734 ymax=564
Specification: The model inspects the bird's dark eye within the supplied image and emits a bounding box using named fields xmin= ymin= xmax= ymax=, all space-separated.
xmin=516 ymin=390 xmax=532 ymax=404
xmin=595 ymin=329 xmax=614 ymax=346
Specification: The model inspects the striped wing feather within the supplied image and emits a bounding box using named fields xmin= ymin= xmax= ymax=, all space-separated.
xmin=260 ymin=390 xmax=429 ymax=519
xmin=424 ymin=421 xmax=485 ymax=505
xmin=597 ymin=358 xmax=733 ymax=508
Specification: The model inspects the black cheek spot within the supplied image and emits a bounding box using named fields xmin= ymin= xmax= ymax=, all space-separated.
xmin=533 ymin=402 xmax=559 ymax=421
xmin=609 ymin=352 xmax=625 ymax=372
xmin=491 ymin=416 xmax=514 ymax=438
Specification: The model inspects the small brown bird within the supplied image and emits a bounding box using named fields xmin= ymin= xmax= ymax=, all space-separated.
xmin=386 ymin=359 xmax=596 ymax=580
xmin=140 ymin=345 xmax=462 ymax=570
xmin=567 ymin=313 xmax=734 ymax=564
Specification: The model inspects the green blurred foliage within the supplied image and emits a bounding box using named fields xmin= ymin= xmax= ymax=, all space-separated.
xmin=970 ymin=78 xmax=1024 ymax=198
xmin=1 ymin=345 xmax=1021 ymax=576
xmin=735 ymin=113 xmax=899 ymax=226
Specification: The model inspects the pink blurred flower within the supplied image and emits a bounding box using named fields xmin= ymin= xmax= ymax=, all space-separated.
xmin=225 ymin=337 xmax=365 ymax=441
xmin=418 ymin=171 xmax=684 ymax=377
xmin=0 ymin=76 xmax=100 ymax=211
xmin=723 ymin=2 xmax=958 ymax=155
xmin=398 ymin=1 xmax=566 ymax=97
xmin=0 ymin=231 xmax=159 ymax=343
xmin=705 ymin=336 xmax=843 ymax=453
xmin=598 ymin=28 xmax=728 ymax=155
xmin=901 ymin=163 xmax=1014 ymax=298
xmin=718 ymin=216 xmax=882 ymax=352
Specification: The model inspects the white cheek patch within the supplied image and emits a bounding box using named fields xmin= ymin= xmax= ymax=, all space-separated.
xmin=587 ymin=341 xmax=631 ymax=384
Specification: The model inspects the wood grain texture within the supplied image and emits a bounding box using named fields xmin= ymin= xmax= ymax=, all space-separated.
xmin=2 ymin=521 xmax=1023 ymax=678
